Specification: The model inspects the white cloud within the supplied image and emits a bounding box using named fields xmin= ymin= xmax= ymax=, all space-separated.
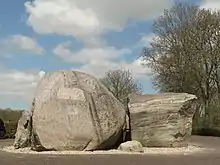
xmin=121 ymin=57 xmax=151 ymax=78
xmin=53 ymin=41 xmax=131 ymax=64
xmin=0 ymin=68 xmax=44 ymax=108
xmin=24 ymin=0 xmax=166 ymax=80
xmin=0 ymin=35 xmax=44 ymax=56
xmin=9 ymin=35 xmax=44 ymax=54
xmin=139 ymin=33 xmax=156 ymax=47
xmin=200 ymin=0 xmax=220 ymax=10
xmin=38 ymin=70 xmax=46 ymax=78
xmin=25 ymin=0 xmax=172 ymax=40
xmin=53 ymin=41 xmax=150 ymax=78
xmin=76 ymin=57 xmax=151 ymax=78
xmin=133 ymin=33 xmax=157 ymax=50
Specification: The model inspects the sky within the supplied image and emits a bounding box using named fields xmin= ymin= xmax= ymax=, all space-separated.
xmin=0 ymin=0 xmax=218 ymax=110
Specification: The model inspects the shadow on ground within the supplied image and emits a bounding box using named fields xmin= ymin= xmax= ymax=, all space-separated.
xmin=1 ymin=136 xmax=220 ymax=165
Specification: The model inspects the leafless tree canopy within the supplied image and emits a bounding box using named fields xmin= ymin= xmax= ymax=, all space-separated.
xmin=142 ymin=2 xmax=220 ymax=126
xmin=100 ymin=69 xmax=142 ymax=105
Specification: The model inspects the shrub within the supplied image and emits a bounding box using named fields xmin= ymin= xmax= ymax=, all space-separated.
xmin=4 ymin=122 xmax=18 ymax=139
xmin=192 ymin=127 xmax=220 ymax=137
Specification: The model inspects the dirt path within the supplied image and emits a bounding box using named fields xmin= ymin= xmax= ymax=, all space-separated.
xmin=1 ymin=136 xmax=220 ymax=165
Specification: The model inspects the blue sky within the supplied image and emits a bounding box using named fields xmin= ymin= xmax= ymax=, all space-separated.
xmin=0 ymin=0 xmax=216 ymax=109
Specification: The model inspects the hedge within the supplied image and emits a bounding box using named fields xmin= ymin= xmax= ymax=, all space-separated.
xmin=4 ymin=122 xmax=18 ymax=139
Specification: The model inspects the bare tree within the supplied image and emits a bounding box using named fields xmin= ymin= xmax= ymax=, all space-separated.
xmin=142 ymin=2 xmax=220 ymax=126
xmin=101 ymin=69 xmax=142 ymax=105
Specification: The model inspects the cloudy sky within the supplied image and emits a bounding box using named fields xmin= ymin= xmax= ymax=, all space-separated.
xmin=0 ymin=0 xmax=217 ymax=109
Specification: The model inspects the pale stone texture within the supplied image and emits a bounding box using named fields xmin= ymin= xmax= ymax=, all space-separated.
xmin=129 ymin=93 xmax=197 ymax=147
xmin=15 ymin=70 xmax=126 ymax=151
xmin=118 ymin=141 xmax=144 ymax=153
xmin=14 ymin=111 xmax=31 ymax=149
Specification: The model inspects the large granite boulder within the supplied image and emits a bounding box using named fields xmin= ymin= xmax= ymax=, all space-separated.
xmin=128 ymin=93 xmax=197 ymax=147
xmin=14 ymin=70 xmax=126 ymax=151
xmin=0 ymin=119 xmax=6 ymax=139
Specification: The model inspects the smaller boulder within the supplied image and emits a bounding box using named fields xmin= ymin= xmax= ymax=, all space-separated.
xmin=118 ymin=141 xmax=144 ymax=153
xmin=129 ymin=93 xmax=197 ymax=147
xmin=14 ymin=111 xmax=31 ymax=149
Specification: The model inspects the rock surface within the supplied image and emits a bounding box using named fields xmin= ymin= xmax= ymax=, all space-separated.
xmin=118 ymin=141 xmax=144 ymax=153
xmin=14 ymin=70 xmax=126 ymax=151
xmin=129 ymin=93 xmax=197 ymax=147
xmin=14 ymin=111 xmax=31 ymax=149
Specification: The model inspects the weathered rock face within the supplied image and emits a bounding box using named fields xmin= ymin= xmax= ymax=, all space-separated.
xmin=0 ymin=119 xmax=6 ymax=139
xmin=129 ymin=93 xmax=197 ymax=148
xmin=118 ymin=141 xmax=144 ymax=153
xmin=14 ymin=111 xmax=31 ymax=149
xmin=14 ymin=70 xmax=126 ymax=151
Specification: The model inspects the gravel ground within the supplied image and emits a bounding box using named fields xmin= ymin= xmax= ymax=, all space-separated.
xmin=1 ymin=136 xmax=220 ymax=165
xmin=1 ymin=145 xmax=210 ymax=155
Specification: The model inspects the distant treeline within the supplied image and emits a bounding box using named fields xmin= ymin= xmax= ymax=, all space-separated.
xmin=0 ymin=109 xmax=23 ymax=123
xmin=0 ymin=109 xmax=23 ymax=139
